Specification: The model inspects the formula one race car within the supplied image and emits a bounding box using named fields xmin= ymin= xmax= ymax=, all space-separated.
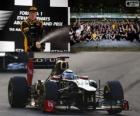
xmin=8 ymin=56 xmax=129 ymax=114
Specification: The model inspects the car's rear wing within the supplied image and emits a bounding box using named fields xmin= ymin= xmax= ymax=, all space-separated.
xmin=26 ymin=56 xmax=69 ymax=86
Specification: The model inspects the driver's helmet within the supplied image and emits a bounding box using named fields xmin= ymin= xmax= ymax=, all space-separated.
xmin=62 ymin=69 xmax=75 ymax=80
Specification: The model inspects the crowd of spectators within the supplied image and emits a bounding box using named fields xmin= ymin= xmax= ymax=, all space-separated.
xmin=70 ymin=19 xmax=140 ymax=45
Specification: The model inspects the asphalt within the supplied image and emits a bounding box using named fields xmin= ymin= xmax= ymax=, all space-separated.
xmin=0 ymin=52 xmax=140 ymax=116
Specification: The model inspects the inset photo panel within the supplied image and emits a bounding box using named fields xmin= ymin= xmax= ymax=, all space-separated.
xmin=69 ymin=0 xmax=140 ymax=52
xmin=0 ymin=0 xmax=70 ymax=53
xmin=0 ymin=51 xmax=134 ymax=115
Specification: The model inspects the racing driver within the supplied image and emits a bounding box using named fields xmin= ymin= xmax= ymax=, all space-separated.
xmin=21 ymin=6 xmax=44 ymax=52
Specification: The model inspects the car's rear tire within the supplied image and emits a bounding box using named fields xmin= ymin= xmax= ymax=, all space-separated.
xmin=104 ymin=81 xmax=124 ymax=114
xmin=8 ymin=76 xmax=29 ymax=108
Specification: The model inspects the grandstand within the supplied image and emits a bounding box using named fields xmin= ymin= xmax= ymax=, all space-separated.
xmin=70 ymin=0 xmax=140 ymax=13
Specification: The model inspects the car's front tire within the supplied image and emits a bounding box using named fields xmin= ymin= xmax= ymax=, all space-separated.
xmin=8 ymin=76 xmax=29 ymax=108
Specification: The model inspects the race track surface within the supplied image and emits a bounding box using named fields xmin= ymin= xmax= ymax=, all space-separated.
xmin=0 ymin=52 xmax=140 ymax=116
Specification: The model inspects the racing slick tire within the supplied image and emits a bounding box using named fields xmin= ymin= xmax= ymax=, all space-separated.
xmin=104 ymin=81 xmax=124 ymax=114
xmin=8 ymin=76 xmax=29 ymax=108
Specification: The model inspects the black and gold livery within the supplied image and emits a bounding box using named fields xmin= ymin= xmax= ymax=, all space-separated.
xmin=21 ymin=7 xmax=44 ymax=52
xmin=8 ymin=56 xmax=129 ymax=113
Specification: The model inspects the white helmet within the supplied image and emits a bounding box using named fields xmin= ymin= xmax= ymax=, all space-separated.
xmin=62 ymin=69 xmax=75 ymax=80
